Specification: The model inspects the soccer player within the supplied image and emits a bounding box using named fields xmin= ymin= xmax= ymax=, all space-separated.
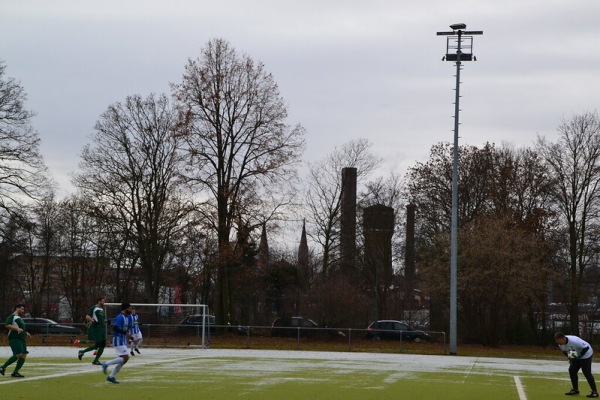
xmin=555 ymin=331 xmax=599 ymax=398
xmin=0 ymin=304 xmax=31 ymax=378
xmin=101 ymin=302 xmax=132 ymax=384
xmin=78 ymin=296 xmax=106 ymax=365
xmin=128 ymin=307 xmax=142 ymax=356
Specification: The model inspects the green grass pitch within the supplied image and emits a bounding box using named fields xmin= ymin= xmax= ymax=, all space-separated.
xmin=0 ymin=347 xmax=577 ymax=399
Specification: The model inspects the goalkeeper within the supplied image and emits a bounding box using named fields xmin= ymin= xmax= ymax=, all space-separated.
xmin=555 ymin=331 xmax=598 ymax=398
xmin=78 ymin=297 xmax=107 ymax=365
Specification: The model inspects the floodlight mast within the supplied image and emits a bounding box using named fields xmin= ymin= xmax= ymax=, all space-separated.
xmin=436 ymin=23 xmax=482 ymax=356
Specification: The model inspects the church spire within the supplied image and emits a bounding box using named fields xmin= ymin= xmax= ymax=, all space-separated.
xmin=297 ymin=219 xmax=309 ymax=279
xmin=257 ymin=222 xmax=269 ymax=270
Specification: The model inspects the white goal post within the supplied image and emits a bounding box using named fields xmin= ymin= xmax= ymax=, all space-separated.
xmin=104 ymin=303 xmax=211 ymax=348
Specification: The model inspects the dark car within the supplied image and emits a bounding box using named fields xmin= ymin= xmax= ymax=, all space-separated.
xmin=271 ymin=316 xmax=319 ymax=337
xmin=177 ymin=314 xmax=216 ymax=335
xmin=21 ymin=318 xmax=81 ymax=335
xmin=365 ymin=320 xmax=431 ymax=342
xmin=270 ymin=316 xmax=346 ymax=338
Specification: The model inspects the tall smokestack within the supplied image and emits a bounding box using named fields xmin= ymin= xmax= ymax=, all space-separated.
xmin=364 ymin=204 xmax=394 ymax=319
xmin=405 ymin=204 xmax=416 ymax=283
xmin=340 ymin=167 xmax=357 ymax=270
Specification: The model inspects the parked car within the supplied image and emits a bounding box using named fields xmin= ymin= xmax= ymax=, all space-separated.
xmin=21 ymin=318 xmax=81 ymax=335
xmin=271 ymin=316 xmax=319 ymax=337
xmin=271 ymin=316 xmax=345 ymax=338
xmin=365 ymin=320 xmax=431 ymax=342
xmin=177 ymin=314 xmax=216 ymax=335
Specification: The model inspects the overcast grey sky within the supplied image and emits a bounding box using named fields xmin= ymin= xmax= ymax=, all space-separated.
xmin=1 ymin=0 xmax=599 ymax=198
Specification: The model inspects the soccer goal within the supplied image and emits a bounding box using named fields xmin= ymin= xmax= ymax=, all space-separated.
xmin=104 ymin=303 xmax=211 ymax=348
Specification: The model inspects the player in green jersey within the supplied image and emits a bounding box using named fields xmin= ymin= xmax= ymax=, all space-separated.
xmin=0 ymin=304 xmax=31 ymax=377
xmin=78 ymin=297 xmax=107 ymax=365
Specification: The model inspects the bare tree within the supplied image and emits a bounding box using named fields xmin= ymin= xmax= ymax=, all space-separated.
xmin=6 ymin=212 xmax=44 ymax=316
xmin=74 ymin=93 xmax=193 ymax=303
xmin=406 ymin=142 xmax=497 ymax=244
xmin=488 ymin=145 xmax=556 ymax=234
xmin=170 ymin=215 xmax=213 ymax=305
xmin=0 ymin=199 xmax=58 ymax=318
xmin=54 ymin=195 xmax=112 ymax=319
xmin=0 ymin=61 xmax=50 ymax=223
xmin=421 ymin=214 xmax=552 ymax=346
xmin=172 ymin=38 xmax=305 ymax=324
xmin=407 ymin=142 xmax=557 ymax=340
xmin=30 ymin=195 xmax=60 ymax=317
xmin=305 ymin=138 xmax=381 ymax=276
xmin=0 ymin=61 xmax=51 ymax=312
xmin=537 ymin=112 xmax=600 ymax=335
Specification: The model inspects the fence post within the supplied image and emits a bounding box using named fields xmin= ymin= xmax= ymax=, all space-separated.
xmin=348 ymin=328 xmax=352 ymax=351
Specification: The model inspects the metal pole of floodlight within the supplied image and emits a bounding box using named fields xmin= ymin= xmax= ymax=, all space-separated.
xmin=436 ymin=23 xmax=482 ymax=355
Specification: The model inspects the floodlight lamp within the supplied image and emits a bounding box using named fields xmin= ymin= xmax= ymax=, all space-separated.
xmin=450 ymin=23 xmax=466 ymax=30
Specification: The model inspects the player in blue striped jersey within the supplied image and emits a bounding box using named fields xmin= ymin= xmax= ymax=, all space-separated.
xmin=101 ymin=302 xmax=132 ymax=384
xmin=128 ymin=307 xmax=142 ymax=356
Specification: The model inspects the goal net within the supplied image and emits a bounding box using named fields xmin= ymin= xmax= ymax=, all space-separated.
xmin=104 ymin=303 xmax=211 ymax=348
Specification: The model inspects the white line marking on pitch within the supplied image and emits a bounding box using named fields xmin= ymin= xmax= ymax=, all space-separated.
xmin=0 ymin=356 xmax=203 ymax=385
xmin=514 ymin=376 xmax=527 ymax=400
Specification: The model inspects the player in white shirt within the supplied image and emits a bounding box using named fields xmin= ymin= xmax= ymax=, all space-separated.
xmin=555 ymin=331 xmax=598 ymax=398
